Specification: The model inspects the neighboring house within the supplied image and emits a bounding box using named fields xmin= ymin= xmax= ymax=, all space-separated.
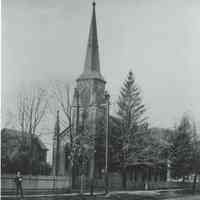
xmin=1 ymin=128 xmax=49 ymax=174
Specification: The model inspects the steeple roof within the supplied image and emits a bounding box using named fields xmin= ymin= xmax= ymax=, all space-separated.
xmin=77 ymin=2 xmax=105 ymax=82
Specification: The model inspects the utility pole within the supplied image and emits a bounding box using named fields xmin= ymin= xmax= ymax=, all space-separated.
xmin=75 ymin=88 xmax=80 ymax=190
xmin=53 ymin=110 xmax=60 ymax=191
xmin=75 ymin=88 xmax=80 ymax=137
xmin=104 ymin=91 xmax=110 ymax=194
xmin=56 ymin=111 xmax=60 ymax=175
xmin=80 ymin=110 xmax=86 ymax=195
xmin=69 ymin=106 xmax=74 ymax=189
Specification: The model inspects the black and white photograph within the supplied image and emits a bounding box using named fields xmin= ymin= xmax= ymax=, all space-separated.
xmin=1 ymin=0 xmax=200 ymax=199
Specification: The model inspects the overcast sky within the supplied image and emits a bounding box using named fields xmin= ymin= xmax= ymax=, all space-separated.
xmin=2 ymin=0 xmax=200 ymax=160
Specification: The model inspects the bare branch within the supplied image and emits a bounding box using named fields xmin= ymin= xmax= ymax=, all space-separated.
xmin=16 ymin=86 xmax=48 ymax=136
xmin=49 ymin=81 xmax=72 ymax=129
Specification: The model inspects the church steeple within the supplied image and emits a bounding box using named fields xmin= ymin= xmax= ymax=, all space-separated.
xmin=78 ymin=2 xmax=105 ymax=82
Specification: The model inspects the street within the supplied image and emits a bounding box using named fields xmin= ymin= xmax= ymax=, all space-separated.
xmin=1 ymin=190 xmax=200 ymax=200
xmin=1 ymin=195 xmax=200 ymax=200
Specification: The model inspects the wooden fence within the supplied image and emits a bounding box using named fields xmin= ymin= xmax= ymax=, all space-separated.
xmin=1 ymin=174 xmax=71 ymax=195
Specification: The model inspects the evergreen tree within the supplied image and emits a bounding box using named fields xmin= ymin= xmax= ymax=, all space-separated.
xmin=191 ymin=139 xmax=200 ymax=193
xmin=118 ymin=71 xmax=146 ymax=133
xmin=190 ymin=122 xmax=200 ymax=193
xmin=117 ymin=70 xmax=147 ymax=189
xmin=117 ymin=70 xmax=147 ymax=148
xmin=118 ymin=71 xmax=146 ymax=139
xmin=170 ymin=115 xmax=193 ymax=181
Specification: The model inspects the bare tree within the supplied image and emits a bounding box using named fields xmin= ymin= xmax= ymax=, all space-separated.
xmin=70 ymin=109 xmax=95 ymax=194
xmin=49 ymin=81 xmax=75 ymax=181
xmin=17 ymin=87 xmax=48 ymax=137
xmin=49 ymin=80 xmax=75 ymax=167
xmin=1 ymin=86 xmax=49 ymax=174
xmin=49 ymin=81 xmax=72 ymax=129
xmin=50 ymin=82 xmax=97 ymax=194
xmin=17 ymin=87 xmax=48 ymax=172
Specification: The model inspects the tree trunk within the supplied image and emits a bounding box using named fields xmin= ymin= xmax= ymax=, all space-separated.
xmin=144 ymin=179 xmax=148 ymax=190
xmin=90 ymin=177 xmax=94 ymax=196
xmin=144 ymin=168 xmax=149 ymax=190
xmin=89 ymin=156 xmax=95 ymax=196
xmin=67 ymin=160 xmax=74 ymax=191
xmin=80 ymin=174 xmax=84 ymax=194
xmin=122 ymin=168 xmax=127 ymax=190
xmin=104 ymin=171 xmax=109 ymax=194
xmin=192 ymin=172 xmax=197 ymax=194
xmin=182 ymin=176 xmax=185 ymax=183
xmin=30 ymin=134 xmax=33 ymax=175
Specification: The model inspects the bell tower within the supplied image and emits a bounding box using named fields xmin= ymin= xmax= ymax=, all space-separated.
xmin=76 ymin=1 xmax=106 ymax=107
xmin=72 ymin=1 xmax=106 ymax=135
xmin=71 ymin=1 xmax=106 ymax=185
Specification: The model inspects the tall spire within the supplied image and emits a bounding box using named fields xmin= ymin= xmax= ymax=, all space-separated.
xmin=78 ymin=2 xmax=105 ymax=82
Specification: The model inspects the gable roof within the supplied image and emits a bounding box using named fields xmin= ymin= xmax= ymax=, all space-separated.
xmin=1 ymin=128 xmax=48 ymax=151
xmin=34 ymin=136 xmax=48 ymax=150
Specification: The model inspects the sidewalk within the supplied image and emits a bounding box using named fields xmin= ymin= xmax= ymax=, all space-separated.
xmin=1 ymin=188 xmax=187 ymax=199
xmin=1 ymin=191 xmax=104 ymax=199
xmin=164 ymin=195 xmax=200 ymax=200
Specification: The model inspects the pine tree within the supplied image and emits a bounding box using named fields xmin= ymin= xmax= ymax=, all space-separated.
xmin=117 ymin=70 xmax=147 ymax=154
xmin=117 ymin=71 xmax=146 ymax=134
xmin=117 ymin=70 xmax=147 ymax=189
xmin=191 ymin=122 xmax=200 ymax=194
xmin=170 ymin=115 xmax=193 ymax=181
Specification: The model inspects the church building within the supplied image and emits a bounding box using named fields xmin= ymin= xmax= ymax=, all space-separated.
xmin=52 ymin=2 xmax=168 ymax=191
xmin=52 ymin=1 xmax=108 ymax=185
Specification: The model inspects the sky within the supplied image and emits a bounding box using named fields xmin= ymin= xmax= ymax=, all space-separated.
xmin=2 ymin=0 xmax=200 ymax=161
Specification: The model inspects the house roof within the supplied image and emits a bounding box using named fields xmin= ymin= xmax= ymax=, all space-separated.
xmin=1 ymin=128 xmax=48 ymax=150
xmin=1 ymin=128 xmax=28 ymax=138
xmin=126 ymin=161 xmax=155 ymax=167
xmin=125 ymin=160 xmax=167 ymax=168
xmin=34 ymin=136 xmax=48 ymax=150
